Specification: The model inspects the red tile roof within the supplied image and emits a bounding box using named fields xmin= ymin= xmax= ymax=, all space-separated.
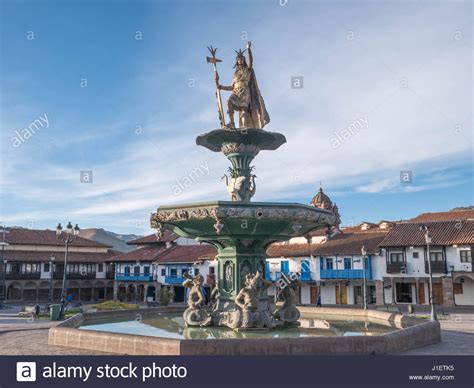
xmin=267 ymin=231 xmax=387 ymax=257
xmin=156 ymin=244 xmax=217 ymax=264
xmin=127 ymin=230 xmax=178 ymax=245
xmin=110 ymin=246 xmax=166 ymax=262
xmin=410 ymin=209 xmax=474 ymax=222
xmin=312 ymin=232 xmax=387 ymax=256
xmin=4 ymin=228 xmax=112 ymax=248
xmin=380 ymin=221 xmax=474 ymax=247
xmin=267 ymin=243 xmax=315 ymax=258
xmin=3 ymin=250 xmax=116 ymax=263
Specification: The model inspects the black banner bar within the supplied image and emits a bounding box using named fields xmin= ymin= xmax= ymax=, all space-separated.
xmin=1 ymin=355 xmax=472 ymax=387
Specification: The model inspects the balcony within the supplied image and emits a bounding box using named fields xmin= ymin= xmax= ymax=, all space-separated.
xmin=320 ymin=269 xmax=372 ymax=280
xmin=5 ymin=272 xmax=41 ymax=280
xmin=386 ymin=262 xmax=406 ymax=274
xmin=164 ymin=275 xmax=185 ymax=285
xmin=425 ymin=261 xmax=447 ymax=274
xmin=270 ymin=271 xmax=312 ymax=281
xmin=116 ymin=273 xmax=153 ymax=282
xmin=106 ymin=270 xmax=115 ymax=279
xmin=53 ymin=271 xmax=96 ymax=280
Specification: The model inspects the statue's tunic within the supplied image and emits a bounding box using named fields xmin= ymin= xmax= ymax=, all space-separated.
xmin=229 ymin=67 xmax=252 ymax=109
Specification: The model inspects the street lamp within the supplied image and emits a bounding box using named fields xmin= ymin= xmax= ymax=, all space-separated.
xmin=56 ymin=222 xmax=80 ymax=319
xmin=420 ymin=224 xmax=437 ymax=321
xmin=361 ymin=245 xmax=368 ymax=310
xmin=0 ymin=225 xmax=10 ymax=307
xmin=49 ymin=254 xmax=55 ymax=303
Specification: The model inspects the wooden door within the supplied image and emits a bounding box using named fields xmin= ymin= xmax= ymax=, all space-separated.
xmin=335 ymin=285 xmax=347 ymax=304
xmin=432 ymin=283 xmax=443 ymax=305
xmin=418 ymin=283 xmax=425 ymax=304
xmin=310 ymin=287 xmax=318 ymax=304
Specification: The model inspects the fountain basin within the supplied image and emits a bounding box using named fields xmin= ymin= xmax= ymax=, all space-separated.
xmin=48 ymin=307 xmax=440 ymax=355
xmin=151 ymin=201 xmax=336 ymax=241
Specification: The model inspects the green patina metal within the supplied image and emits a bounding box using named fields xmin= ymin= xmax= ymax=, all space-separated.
xmin=151 ymin=128 xmax=336 ymax=311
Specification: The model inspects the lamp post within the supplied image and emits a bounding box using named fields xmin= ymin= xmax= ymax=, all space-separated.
xmin=0 ymin=226 xmax=9 ymax=307
xmin=420 ymin=224 xmax=437 ymax=321
xmin=361 ymin=245 xmax=368 ymax=310
xmin=56 ymin=222 xmax=80 ymax=320
xmin=49 ymin=254 xmax=55 ymax=303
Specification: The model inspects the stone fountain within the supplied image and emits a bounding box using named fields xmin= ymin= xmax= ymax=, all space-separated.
xmin=151 ymin=42 xmax=338 ymax=330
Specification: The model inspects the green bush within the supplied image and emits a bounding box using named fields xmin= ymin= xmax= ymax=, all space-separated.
xmin=158 ymin=287 xmax=174 ymax=306
xmin=88 ymin=301 xmax=138 ymax=311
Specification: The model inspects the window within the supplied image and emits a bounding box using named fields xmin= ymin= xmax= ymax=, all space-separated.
xmin=11 ymin=263 xmax=21 ymax=273
xmin=98 ymin=263 xmax=104 ymax=272
xmin=429 ymin=252 xmax=444 ymax=261
xmin=170 ymin=268 xmax=177 ymax=277
xmin=390 ymin=252 xmax=404 ymax=263
xmin=209 ymin=267 xmax=215 ymax=275
xmin=460 ymin=250 xmax=472 ymax=263
xmin=44 ymin=263 xmax=50 ymax=272
xmin=343 ymin=258 xmax=351 ymax=270
xmin=124 ymin=266 xmax=130 ymax=276
xmin=326 ymin=258 xmax=333 ymax=270
xmin=134 ymin=266 xmax=140 ymax=276
xmin=194 ymin=268 xmax=199 ymax=275
xmin=412 ymin=252 xmax=419 ymax=259
xmin=143 ymin=266 xmax=150 ymax=275
xmin=181 ymin=268 xmax=188 ymax=276
xmin=25 ymin=263 xmax=39 ymax=273
xmin=161 ymin=268 xmax=166 ymax=276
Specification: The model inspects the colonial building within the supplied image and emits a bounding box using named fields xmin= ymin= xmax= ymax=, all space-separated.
xmin=379 ymin=220 xmax=473 ymax=306
xmin=311 ymin=225 xmax=390 ymax=306
xmin=0 ymin=228 xmax=116 ymax=302
xmin=110 ymin=230 xmax=178 ymax=302
xmin=155 ymin=244 xmax=217 ymax=303
xmin=266 ymin=222 xmax=391 ymax=306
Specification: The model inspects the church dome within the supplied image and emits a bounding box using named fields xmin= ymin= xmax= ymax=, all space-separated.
xmin=310 ymin=187 xmax=333 ymax=210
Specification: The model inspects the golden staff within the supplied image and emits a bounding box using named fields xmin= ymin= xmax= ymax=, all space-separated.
xmin=206 ymin=46 xmax=226 ymax=128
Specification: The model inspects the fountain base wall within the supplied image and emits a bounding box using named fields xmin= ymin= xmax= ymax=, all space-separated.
xmin=48 ymin=306 xmax=440 ymax=355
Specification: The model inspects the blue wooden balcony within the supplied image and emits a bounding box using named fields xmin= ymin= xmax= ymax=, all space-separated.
xmin=270 ymin=271 xmax=312 ymax=281
xmin=165 ymin=275 xmax=185 ymax=285
xmin=116 ymin=273 xmax=153 ymax=282
xmin=320 ymin=269 xmax=372 ymax=280
xmin=300 ymin=271 xmax=312 ymax=281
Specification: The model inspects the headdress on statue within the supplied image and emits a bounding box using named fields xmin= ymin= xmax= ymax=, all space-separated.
xmin=233 ymin=48 xmax=248 ymax=68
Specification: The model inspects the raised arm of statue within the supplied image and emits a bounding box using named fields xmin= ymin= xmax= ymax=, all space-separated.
xmin=247 ymin=41 xmax=253 ymax=70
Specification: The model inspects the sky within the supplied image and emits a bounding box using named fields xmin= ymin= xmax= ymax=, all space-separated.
xmin=0 ymin=0 xmax=472 ymax=235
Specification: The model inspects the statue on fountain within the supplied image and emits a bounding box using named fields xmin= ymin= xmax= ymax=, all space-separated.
xmin=207 ymin=41 xmax=269 ymax=129
xmin=274 ymin=274 xmax=301 ymax=324
xmin=182 ymin=273 xmax=212 ymax=327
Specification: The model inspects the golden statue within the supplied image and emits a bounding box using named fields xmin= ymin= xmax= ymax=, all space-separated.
xmin=207 ymin=42 xmax=270 ymax=129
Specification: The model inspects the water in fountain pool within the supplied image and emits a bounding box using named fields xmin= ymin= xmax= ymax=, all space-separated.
xmin=79 ymin=313 xmax=400 ymax=340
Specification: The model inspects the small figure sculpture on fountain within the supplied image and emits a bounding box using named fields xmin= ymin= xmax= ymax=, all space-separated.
xmin=274 ymin=274 xmax=301 ymax=324
xmin=182 ymin=273 xmax=212 ymax=327
xmin=233 ymin=271 xmax=280 ymax=329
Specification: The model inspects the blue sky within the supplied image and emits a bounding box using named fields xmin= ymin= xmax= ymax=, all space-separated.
xmin=1 ymin=0 xmax=472 ymax=234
